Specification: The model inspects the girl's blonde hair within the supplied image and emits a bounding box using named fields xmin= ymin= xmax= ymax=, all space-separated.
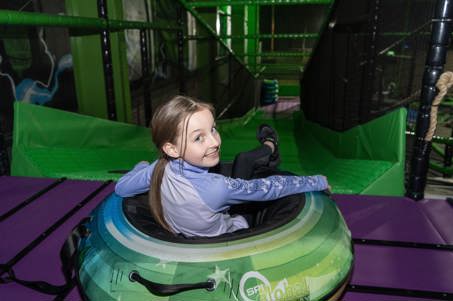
xmin=149 ymin=95 xmax=214 ymax=232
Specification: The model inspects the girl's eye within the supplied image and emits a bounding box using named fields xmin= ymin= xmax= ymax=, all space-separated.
xmin=194 ymin=135 xmax=204 ymax=142
xmin=211 ymin=126 xmax=217 ymax=133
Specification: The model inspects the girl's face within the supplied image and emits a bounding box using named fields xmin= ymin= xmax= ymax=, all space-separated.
xmin=176 ymin=108 xmax=221 ymax=168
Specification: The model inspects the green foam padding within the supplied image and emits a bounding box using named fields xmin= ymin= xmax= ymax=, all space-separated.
xmin=11 ymin=102 xmax=158 ymax=181
xmin=12 ymin=102 xmax=405 ymax=195
xmin=217 ymin=108 xmax=406 ymax=196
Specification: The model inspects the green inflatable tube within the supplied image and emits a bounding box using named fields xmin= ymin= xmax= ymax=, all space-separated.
xmin=76 ymin=191 xmax=353 ymax=300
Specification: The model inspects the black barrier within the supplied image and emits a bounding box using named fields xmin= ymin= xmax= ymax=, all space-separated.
xmin=177 ymin=7 xmax=185 ymax=95
xmin=97 ymin=0 xmax=117 ymax=121
xmin=124 ymin=1 xmax=259 ymax=126
xmin=140 ymin=28 xmax=151 ymax=126
xmin=359 ymin=0 xmax=381 ymax=123
xmin=445 ymin=128 xmax=453 ymax=177
xmin=301 ymin=0 xmax=437 ymax=131
xmin=407 ymin=0 xmax=453 ymax=200
xmin=0 ymin=128 xmax=9 ymax=176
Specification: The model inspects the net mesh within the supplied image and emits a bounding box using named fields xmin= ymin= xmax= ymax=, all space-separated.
xmin=301 ymin=0 xmax=436 ymax=131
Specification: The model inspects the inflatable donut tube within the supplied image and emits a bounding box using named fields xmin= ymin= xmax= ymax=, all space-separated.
xmin=76 ymin=191 xmax=353 ymax=301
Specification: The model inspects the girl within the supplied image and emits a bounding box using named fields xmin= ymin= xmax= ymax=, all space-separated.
xmin=115 ymin=95 xmax=329 ymax=237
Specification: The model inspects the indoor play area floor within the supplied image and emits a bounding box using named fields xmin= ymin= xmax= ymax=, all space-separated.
xmin=3 ymin=100 xmax=451 ymax=300
xmin=1 ymin=175 xmax=452 ymax=300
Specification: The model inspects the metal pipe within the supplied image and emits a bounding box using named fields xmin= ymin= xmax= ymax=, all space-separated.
xmin=176 ymin=0 xmax=256 ymax=77
xmin=246 ymin=33 xmax=319 ymax=39
xmin=177 ymin=7 xmax=185 ymax=94
xmin=187 ymin=0 xmax=332 ymax=7
xmin=271 ymin=5 xmax=275 ymax=51
xmin=228 ymin=54 xmax=232 ymax=106
xmin=0 ymin=129 xmax=9 ymax=176
xmin=444 ymin=128 xmax=453 ymax=177
xmin=144 ymin=0 xmax=154 ymax=74
xmin=236 ymin=51 xmax=311 ymax=57
xmin=359 ymin=0 xmax=381 ymax=123
xmin=140 ymin=29 xmax=151 ymax=126
xmin=406 ymin=131 xmax=453 ymax=146
xmin=377 ymin=21 xmax=432 ymax=56
xmin=191 ymin=32 xmax=431 ymax=40
xmin=406 ymin=34 xmax=419 ymax=96
xmin=97 ymin=0 xmax=117 ymax=121
xmin=406 ymin=0 xmax=453 ymax=200
xmin=187 ymin=33 xmax=320 ymax=40
xmin=430 ymin=161 xmax=453 ymax=175
xmin=432 ymin=141 xmax=445 ymax=157
xmin=0 ymin=9 xmax=180 ymax=31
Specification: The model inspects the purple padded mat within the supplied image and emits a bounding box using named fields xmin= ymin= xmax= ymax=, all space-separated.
xmin=333 ymin=194 xmax=451 ymax=244
xmin=0 ymin=176 xmax=114 ymax=300
xmin=0 ymin=179 xmax=111 ymax=262
xmin=343 ymin=291 xmax=440 ymax=301
xmin=351 ymin=244 xmax=453 ymax=292
xmin=334 ymin=194 xmax=453 ymax=298
xmin=1 ymin=178 xmax=452 ymax=301
xmin=419 ymin=198 xmax=453 ymax=244
xmin=0 ymin=282 xmax=52 ymax=301
xmin=0 ymin=176 xmax=57 ymax=216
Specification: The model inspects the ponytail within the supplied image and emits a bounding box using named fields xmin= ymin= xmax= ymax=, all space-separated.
xmin=149 ymin=157 xmax=173 ymax=232
xmin=148 ymin=95 xmax=214 ymax=233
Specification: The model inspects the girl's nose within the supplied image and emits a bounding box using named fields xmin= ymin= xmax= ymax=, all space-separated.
xmin=209 ymin=133 xmax=220 ymax=147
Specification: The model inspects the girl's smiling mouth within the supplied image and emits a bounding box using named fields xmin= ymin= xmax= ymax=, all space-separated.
xmin=205 ymin=147 xmax=220 ymax=157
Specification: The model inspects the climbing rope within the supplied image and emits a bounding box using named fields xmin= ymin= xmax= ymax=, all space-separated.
xmin=425 ymin=71 xmax=453 ymax=141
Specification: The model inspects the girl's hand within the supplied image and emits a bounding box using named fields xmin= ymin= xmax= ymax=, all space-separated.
xmin=321 ymin=176 xmax=332 ymax=195
xmin=325 ymin=186 xmax=332 ymax=195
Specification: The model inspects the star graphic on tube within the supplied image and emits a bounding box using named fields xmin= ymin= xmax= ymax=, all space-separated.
xmin=208 ymin=265 xmax=231 ymax=287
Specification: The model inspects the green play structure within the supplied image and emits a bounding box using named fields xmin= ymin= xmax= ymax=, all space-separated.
xmin=3 ymin=0 xmax=407 ymax=197
xmin=11 ymin=101 xmax=405 ymax=196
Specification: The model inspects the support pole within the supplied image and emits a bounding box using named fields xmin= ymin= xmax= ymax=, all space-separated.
xmin=0 ymin=128 xmax=9 ymax=175
xmin=228 ymin=53 xmax=232 ymax=104
xmin=177 ymin=7 xmax=186 ymax=94
xmin=188 ymin=0 xmax=332 ymax=7
xmin=406 ymin=0 xmax=453 ymax=200
xmin=97 ymin=0 xmax=117 ymax=121
xmin=360 ymin=0 xmax=381 ymax=123
xmin=140 ymin=29 xmax=151 ymax=126
xmin=444 ymin=128 xmax=453 ymax=177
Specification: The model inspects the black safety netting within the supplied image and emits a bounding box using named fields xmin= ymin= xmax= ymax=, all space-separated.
xmin=127 ymin=1 xmax=260 ymax=127
xmin=301 ymin=0 xmax=438 ymax=131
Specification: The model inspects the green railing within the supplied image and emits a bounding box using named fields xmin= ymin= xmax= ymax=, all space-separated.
xmin=187 ymin=33 xmax=320 ymax=40
xmin=406 ymin=131 xmax=453 ymax=176
xmin=177 ymin=0 xmax=257 ymax=77
xmin=0 ymin=9 xmax=180 ymax=30
xmin=183 ymin=0 xmax=333 ymax=79
xmin=236 ymin=51 xmax=311 ymax=57
xmin=187 ymin=0 xmax=332 ymax=7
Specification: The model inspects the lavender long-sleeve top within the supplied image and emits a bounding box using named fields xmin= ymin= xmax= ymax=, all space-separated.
xmin=115 ymin=159 xmax=328 ymax=237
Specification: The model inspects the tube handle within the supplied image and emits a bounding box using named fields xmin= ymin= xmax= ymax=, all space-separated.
xmin=129 ymin=270 xmax=215 ymax=296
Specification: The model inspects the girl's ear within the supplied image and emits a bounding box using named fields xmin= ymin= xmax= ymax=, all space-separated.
xmin=162 ymin=142 xmax=180 ymax=158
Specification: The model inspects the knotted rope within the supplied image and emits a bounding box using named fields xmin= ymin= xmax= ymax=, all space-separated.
xmin=424 ymin=71 xmax=453 ymax=141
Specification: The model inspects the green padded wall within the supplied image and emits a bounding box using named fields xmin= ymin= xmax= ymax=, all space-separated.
xmin=11 ymin=102 xmax=405 ymax=196
xmin=218 ymin=108 xmax=406 ymax=196
xmin=11 ymin=102 xmax=155 ymax=181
